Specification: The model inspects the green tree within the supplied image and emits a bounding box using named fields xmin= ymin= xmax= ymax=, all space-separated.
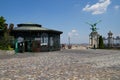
xmin=99 ymin=36 xmax=104 ymax=49
xmin=0 ymin=16 xmax=13 ymax=50
xmin=0 ymin=16 xmax=6 ymax=29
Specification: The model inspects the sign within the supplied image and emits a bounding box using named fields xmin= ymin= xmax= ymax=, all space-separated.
xmin=17 ymin=37 xmax=24 ymax=43
xmin=35 ymin=38 xmax=41 ymax=41
xmin=41 ymin=43 xmax=47 ymax=46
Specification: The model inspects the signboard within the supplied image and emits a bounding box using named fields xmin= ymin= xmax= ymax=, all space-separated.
xmin=35 ymin=38 xmax=41 ymax=41
xmin=17 ymin=37 xmax=24 ymax=43
xmin=41 ymin=43 xmax=47 ymax=46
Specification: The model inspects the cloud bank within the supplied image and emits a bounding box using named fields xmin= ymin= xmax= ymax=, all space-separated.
xmin=68 ymin=29 xmax=79 ymax=37
xmin=83 ymin=0 xmax=111 ymax=15
xmin=68 ymin=29 xmax=80 ymax=44
xmin=114 ymin=5 xmax=120 ymax=10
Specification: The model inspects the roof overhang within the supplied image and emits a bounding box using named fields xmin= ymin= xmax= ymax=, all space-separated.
xmin=13 ymin=23 xmax=63 ymax=34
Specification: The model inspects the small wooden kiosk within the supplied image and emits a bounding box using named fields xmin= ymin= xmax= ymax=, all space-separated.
xmin=11 ymin=23 xmax=63 ymax=52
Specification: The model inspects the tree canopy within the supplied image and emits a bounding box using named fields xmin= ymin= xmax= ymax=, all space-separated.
xmin=99 ymin=36 xmax=104 ymax=49
xmin=0 ymin=16 xmax=13 ymax=50
xmin=0 ymin=16 xmax=6 ymax=29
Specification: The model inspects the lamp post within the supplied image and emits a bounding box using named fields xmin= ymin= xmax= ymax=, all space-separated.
xmin=68 ymin=36 xmax=70 ymax=45
xmin=68 ymin=36 xmax=71 ymax=49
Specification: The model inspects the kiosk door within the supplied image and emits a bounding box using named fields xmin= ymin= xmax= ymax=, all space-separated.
xmin=32 ymin=40 xmax=41 ymax=52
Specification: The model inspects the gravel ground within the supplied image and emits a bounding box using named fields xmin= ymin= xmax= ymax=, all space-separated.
xmin=0 ymin=49 xmax=120 ymax=80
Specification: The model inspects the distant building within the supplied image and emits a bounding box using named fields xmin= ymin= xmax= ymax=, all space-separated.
xmin=1 ymin=23 xmax=63 ymax=52
xmin=89 ymin=32 xmax=100 ymax=48
xmin=103 ymin=31 xmax=120 ymax=48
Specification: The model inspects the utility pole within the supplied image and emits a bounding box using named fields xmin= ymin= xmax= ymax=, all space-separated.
xmin=68 ymin=36 xmax=72 ymax=49
xmin=68 ymin=36 xmax=70 ymax=45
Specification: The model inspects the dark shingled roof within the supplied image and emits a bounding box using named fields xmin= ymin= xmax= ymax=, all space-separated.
xmin=13 ymin=23 xmax=63 ymax=34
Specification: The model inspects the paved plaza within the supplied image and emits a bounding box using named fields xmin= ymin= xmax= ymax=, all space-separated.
xmin=0 ymin=49 xmax=120 ymax=80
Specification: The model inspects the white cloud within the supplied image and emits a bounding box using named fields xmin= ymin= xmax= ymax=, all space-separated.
xmin=68 ymin=32 xmax=72 ymax=36
xmin=114 ymin=5 xmax=120 ymax=10
xmin=72 ymin=29 xmax=77 ymax=33
xmin=67 ymin=29 xmax=81 ymax=44
xmin=68 ymin=29 xmax=79 ymax=37
xmin=83 ymin=0 xmax=111 ymax=15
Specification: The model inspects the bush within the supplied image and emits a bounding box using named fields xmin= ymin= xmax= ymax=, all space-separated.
xmin=0 ymin=34 xmax=13 ymax=50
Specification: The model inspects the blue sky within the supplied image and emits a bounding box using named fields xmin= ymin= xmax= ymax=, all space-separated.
xmin=0 ymin=0 xmax=120 ymax=44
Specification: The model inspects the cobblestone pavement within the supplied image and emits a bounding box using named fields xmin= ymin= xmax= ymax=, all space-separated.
xmin=0 ymin=49 xmax=120 ymax=80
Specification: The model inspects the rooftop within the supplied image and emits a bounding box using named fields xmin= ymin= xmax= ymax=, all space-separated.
xmin=13 ymin=23 xmax=63 ymax=34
